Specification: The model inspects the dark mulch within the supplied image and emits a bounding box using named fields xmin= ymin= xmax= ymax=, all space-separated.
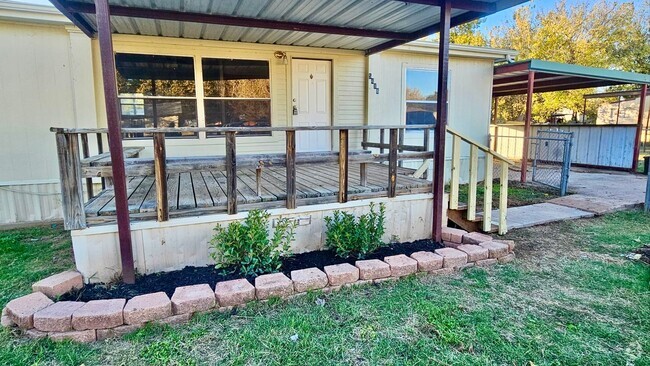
xmin=60 ymin=239 xmax=442 ymax=302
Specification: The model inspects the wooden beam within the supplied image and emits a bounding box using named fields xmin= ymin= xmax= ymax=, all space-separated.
xmin=338 ymin=129 xmax=349 ymax=203
xmin=96 ymin=0 xmax=135 ymax=284
xmin=286 ymin=131 xmax=296 ymax=209
xmin=49 ymin=0 xmax=95 ymax=37
xmin=467 ymin=145 xmax=478 ymax=221
xmin=153 ymin=132 xmax=168 ymax=222
xmin=632 ymin=84 xmax=647 ymax=172
xmin=65 ymin=1 xmax=413 ymax=40
xmin=225 ymin=131 xmax=237 ymax=214
xmin=448 ymin=134 xmax=461 ymax=209
xmin=520 ymin=71 xmax=535 ymax=183
xmin=432 ymin=0 xmax=451 ymax=243
xmin=388 ymin=129 xmax=398 ymax=198
xmin=498 ymin=160 xmax=508 ymax=234
xmin=55 ymin=132 xmax=86 ymax=230
xmin=96 ymin=133 xmax=106 ymax=190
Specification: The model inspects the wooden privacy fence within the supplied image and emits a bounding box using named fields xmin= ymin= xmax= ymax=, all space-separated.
xmin=447 ymin=127 xmax=514 ymax=235
xmin=490 ymin=123 xmax=638 ymax=170
xmin=51 ymin=125 xmax=436 ymax=230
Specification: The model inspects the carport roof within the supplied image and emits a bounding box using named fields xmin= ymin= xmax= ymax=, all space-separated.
xmin=493 ymin=59 xmax=650 ymax=97
xmin=50 ymin=0 xmax=528 ymax=55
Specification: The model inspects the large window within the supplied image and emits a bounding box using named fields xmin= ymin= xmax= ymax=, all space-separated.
xmin=202 ymin=58 xmax=271 ymax=137
xmin=116 ymin=53 xmax=198 ymax=138
xmin=405 ymin=69 xmax=439 ymax=127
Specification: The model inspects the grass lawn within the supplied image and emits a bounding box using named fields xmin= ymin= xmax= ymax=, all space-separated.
xmin=1 ymin=211 xmax=649 ymax=365
xmin=456 ymin=180 xmax=559 ymax=209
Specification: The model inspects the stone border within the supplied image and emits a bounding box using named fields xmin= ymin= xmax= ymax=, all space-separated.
xmin=1 ymin=230 xmax=515 ymax=343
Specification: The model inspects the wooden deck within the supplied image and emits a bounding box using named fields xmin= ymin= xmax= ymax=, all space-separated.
xmin=84 ymin=162 xmax=431 ymax=224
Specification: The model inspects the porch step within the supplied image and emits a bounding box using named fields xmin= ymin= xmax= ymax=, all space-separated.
xmin=447 ymin=202 xmax=498 ymax=233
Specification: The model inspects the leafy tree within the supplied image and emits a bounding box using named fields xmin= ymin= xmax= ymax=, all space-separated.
xmin=450 ymin=20 xmax=488 ymax=47
xmin=489 ymin=0 xmax=649 ymax=123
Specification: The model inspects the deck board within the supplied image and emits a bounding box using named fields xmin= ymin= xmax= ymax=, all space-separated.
xmin=86 ymin=163 xmax=431 ymax=222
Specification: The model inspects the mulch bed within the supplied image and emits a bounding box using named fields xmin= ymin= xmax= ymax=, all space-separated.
xmin=60 ymin=239 xmax=443 ymax=302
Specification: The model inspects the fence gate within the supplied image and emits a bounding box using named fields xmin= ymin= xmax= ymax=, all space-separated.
xmin=530 ymin=129 xmax=573 ymax=195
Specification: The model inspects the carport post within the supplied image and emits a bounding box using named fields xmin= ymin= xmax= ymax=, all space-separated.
xmin=96 ymin=0 xmax=136 ymax=284
xmin=632 ymin=84 xmax=648 ymax=172
xmin=520 ymin=71 xmax=535 ymax=183
xmin=432 ymin=0 xmax=451 ymax=243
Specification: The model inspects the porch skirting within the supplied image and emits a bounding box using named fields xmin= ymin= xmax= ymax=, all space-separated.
xmin=71 ymin=194 xmax=446 ymax=283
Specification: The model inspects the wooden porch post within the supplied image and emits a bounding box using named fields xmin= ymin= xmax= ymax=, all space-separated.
xmin=520 ymin=71 xmax=535 ymax=183
xmin=632 ymin=84 xmax=648 ymax=171
xmin=95 ymin=0 xmax=135 ymax=284
xmin=432 ymin=0 xmax=451 ymax=243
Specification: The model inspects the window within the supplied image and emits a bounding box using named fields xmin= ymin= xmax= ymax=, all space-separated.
xmin=202 ymin=58 xmax=271 ymax=137
xmin=116 ymin=53 xmax=198 ymax=138
xmin=405 ymin=69 xmax=439 ymax=127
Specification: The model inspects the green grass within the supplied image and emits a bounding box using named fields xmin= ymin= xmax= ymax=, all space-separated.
xmin=456 ymin=181 xmax=559 ymax=208
xmin=1 ymin=211 xmax=650 ymax=365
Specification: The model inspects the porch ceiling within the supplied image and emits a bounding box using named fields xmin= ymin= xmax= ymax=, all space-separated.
xmin=50 ymin=0 xmax=528 ymax=55
xmin=493 ymin=59 xmax=650 ymax=97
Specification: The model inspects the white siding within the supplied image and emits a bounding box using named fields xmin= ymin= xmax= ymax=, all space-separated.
xmin=0 ymin=20 xmax=95 ymax=224
xmin=368 ymin=51 xmax=496 ymax=182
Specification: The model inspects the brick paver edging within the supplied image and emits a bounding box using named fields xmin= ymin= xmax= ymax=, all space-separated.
xmin=2 ymin=232 xmax=514 ymax=343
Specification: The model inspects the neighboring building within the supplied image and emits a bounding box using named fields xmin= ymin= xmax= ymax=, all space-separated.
xmin=597 ymin=96 xmax=650 ymax=125
xmin=0 ymin=0 xmax=515 ymax=226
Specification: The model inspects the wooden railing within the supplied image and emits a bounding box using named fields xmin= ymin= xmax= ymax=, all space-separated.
xmin=51 ymin=125 xmax=435 ymax=230
xmin=446 ymin=127 xmax=514 ymax=235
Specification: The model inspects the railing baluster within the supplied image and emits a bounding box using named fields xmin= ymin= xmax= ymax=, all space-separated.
xmin=338 ymin=129 xmax=349 ymax=203
xmin=153 ymin=132 xmax=168 ymax=222
xmin=398 ymin=129 xmax=404 ymax=168
xmin=55 ymin=132 xmax=86 ymax=230
xmin=498 ymin=160 xmax=508 ymax=234
xmin=449 ymin=134 xmax=461 ymax=210
xmin=467 ymin=145 xmax=478 ymax=221
xmin=388 ymin=128 xmax=398 ymax=197
xmin=80 ymin=133 xmax=94 ymax=200
xmin=483 ymin=154 xmax=493 ymax=232
xmin=380 ymin=129 xmax=385 ymax=154
xmin=96 ymin=133 xmax=106 ymax=190
xmin=225 ymin=131 xmax=237 ymax=214
xmin=286 ymin=130 xmax=296 ymax=209
xmin=360 ymin=128 xmax=368 ymax=186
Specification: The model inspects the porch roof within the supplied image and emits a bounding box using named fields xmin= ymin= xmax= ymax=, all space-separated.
xmin=50 ymin=0 xmax=528 ymax=55
xmin=493 ymin=59 xmax=650 ymax=97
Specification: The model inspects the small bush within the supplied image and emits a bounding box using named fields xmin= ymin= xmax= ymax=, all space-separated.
xmin=324 ymin=202 xmax=386 ymax=258
xmin=209 ymin=209 xmax=296 ymax=276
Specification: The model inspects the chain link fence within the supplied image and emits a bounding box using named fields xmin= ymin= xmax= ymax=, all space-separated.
xmin=491 ymin=129 xmax=573 ymax=196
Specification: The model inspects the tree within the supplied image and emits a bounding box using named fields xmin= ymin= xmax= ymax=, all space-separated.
xmin=489 ymin=0 xmax=649 ymax=123
xmin=450 ymin=20 xmax=488 ymax=47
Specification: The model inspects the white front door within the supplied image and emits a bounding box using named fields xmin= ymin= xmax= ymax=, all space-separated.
xmin=291 ymin=59 xmax=331 ymax=152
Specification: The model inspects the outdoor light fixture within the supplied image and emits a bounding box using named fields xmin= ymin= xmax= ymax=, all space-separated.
xmin=274 ymin=51 xmax=288 ymax=65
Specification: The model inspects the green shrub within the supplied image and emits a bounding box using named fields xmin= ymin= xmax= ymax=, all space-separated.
xmin=209 ymin=209 xmax=297 ymax=276
xmin=324 ymin=202 xmax=386 ymax=258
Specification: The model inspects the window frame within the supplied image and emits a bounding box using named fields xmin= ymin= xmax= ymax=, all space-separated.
xmin=402 ymin=66 xmax=441 ymax=128
xmin=116 ymin=52 xmax=200 ymax=140
xmin=200 ymin=57 xmax=273 ymax=138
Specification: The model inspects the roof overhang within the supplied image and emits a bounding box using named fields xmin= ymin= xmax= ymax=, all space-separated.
xmin=493 ymin=59 xmax=650 ymax=97
xmin=0 ymin=0 xmax=71 ymax=25
xmin=390 ymin=39 xmax=518 ymax=60
xmin=49 ymin=0 xmax=528 ymax=55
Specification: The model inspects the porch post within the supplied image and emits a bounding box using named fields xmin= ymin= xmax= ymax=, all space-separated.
xmin=432 ymin=0 xmax=451 ymax=243
xmin=95 ymin=0 xmax=136 ymax=284
xmin=632 ymin=84 xmax=648 ymax=172
xmin=520 ymin=71 xmax=535 ymax=183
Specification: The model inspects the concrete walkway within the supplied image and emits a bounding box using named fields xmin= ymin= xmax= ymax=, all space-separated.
xmin=492 ymin=169 xmax=647 ymax=230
